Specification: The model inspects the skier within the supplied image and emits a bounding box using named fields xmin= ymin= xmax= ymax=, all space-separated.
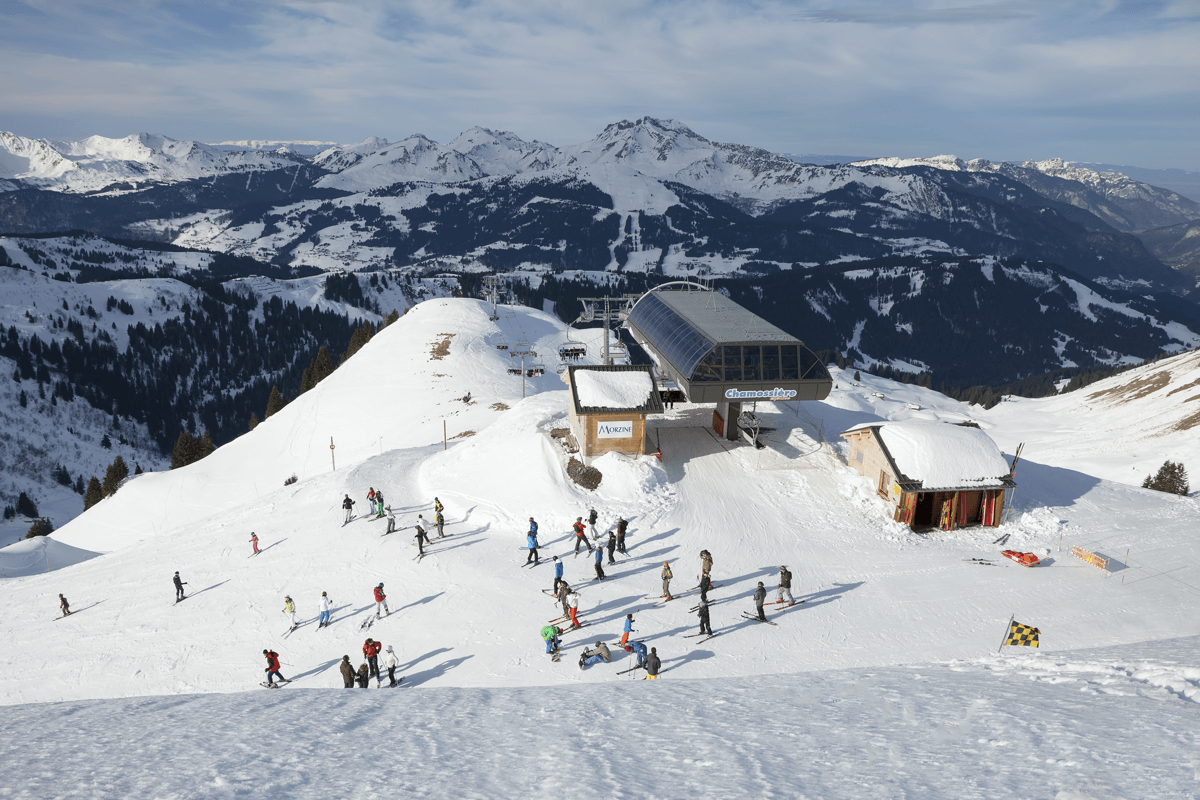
xmin=342 ymin=494 xmax=355 ymax=524
xmin=620 ymin=613 xmax=635 ymax=647
xmin=697 ymin=598 xmax=713 ymax=637
xmin=777 ymin=565 xmax=795 ymax=606
xmin=587 ymin=507 xmax=599 ymax=539
xmin=579 ymin=641 xmax=611 ymax=668
xmin=644 ymin=647 xmax=661 ymax=680
xmin=173 ymin=571 xmax=186 ymax=602
xmin=375 ymin=490 xmax=386 ymax=518
xmin=366 ymin=487 xmax=377 ymax=514
xmin=435 ymin=510 xmax=445 ymax=538
xmin=572 ymin=517 xmax=592 ymax=554
xmin=384 ymin=644 xmax=400 ymax=687
xmin=356 ymin=662 xmax=370 ymax=688
xmin=566 ymin=588 xmax=582 ymax=628
xmin=414 ymin=522 xmax=429 ymax=556
xmin=593 ymin=545 xmax=605 ymax=581
xmin=434 ymin=497 xmax=444 ymax=516
xmin=526 ymin=526 xmax=539 ymax=565
xmin=661 ymin=561 xmax=673 ymax=600
xmin=626 ymin=640 xmax=648 ymax=668
xmin=699 ymin=572 xmax=713 ymax=603
xmin=606 ymin=532 xmax=617 ymax=565
xmin=541 ymin=624 xmax=563 ymax=655
xmin=373 ymin=583 xmax=389 ymax=618
xmin=616 ymin=517 xmax=628 ymax=554
xmin=557 ymin=581 xmax=572 ymax=618
xmin=249 ymin=532 xmax=259 ymax=555
xmin=263 ymin=649 xmax=287 ymax=687
xmin=754 ymin=581 xmax=768 ymax=621
xmin=385 ymin=505 xmax=396 ymax=534
xmin=340 ymin=655 xmax=355 ymax=688
xmin=363 ymin=638 xmax=381 ymax=685
xmin=318 ymin=591 xmax=333 ymax=628
xmin=59 ymin=593 xmax=70 ymax=617
xmin=283 ymin=595 xmax=297 ymax=629
xmin=552 ymin=555 xmax=564 ymax=595
xmin=700 ymin=549 xmax=713 ymax=578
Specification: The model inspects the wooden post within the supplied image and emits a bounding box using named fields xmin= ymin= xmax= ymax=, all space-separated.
xmin=1121 ymin=548 xmax=1130 ymax=586
xmin=444 ymin=420 xmax=447 ymax=451
xmin=997 ymin=614 xmax=1014 ymax=654
xmin=330 ymin=437 xmax=336 ymax=472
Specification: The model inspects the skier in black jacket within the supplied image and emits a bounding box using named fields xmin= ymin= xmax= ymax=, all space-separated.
xmin=342 ymin=494 xmax=355 ymax=524
xmin=173 ymin=571 xmax=186 ymax=602
xmin=778 ymin=565 xmax=795 ymax=606
xmin=644 ymin=647 xmax=661 ymax=679
xmin=697 ymin=599 xmax=712 ymax=636
xmin=753 ymin=582 xmax=767 ymax=621
xmin=616 ymin=517 xmax=628 ymax=554
xmin=606 ymin=532 xmax=617 ymax=565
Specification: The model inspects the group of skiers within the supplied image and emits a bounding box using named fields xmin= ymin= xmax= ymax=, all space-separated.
xmin=338 ymin=638 xmax=401 ymax=688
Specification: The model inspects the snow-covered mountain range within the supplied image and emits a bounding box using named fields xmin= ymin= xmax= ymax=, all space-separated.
xmin=1 ymin=295 xmax=1197 ymax=797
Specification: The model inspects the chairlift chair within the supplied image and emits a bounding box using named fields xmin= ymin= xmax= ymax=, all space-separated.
xmin=495 ymin=337 xmax=510 ymax=351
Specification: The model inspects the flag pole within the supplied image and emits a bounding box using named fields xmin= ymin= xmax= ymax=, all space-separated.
xmin=997 ymin=614 xmax=1014 ymax=654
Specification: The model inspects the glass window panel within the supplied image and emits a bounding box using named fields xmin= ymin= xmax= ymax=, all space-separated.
xmin=743 ymin=345 xmax=760 ymax=381
xmin=762 ymin=345 xmax=780 ymax=381
xmin=781 ymin=346 xmax=799 ymax=380
xmin=722 ymin=346 xmax=742 ymax=381
xmin=692 ymin=348 xmax=722 ymax=381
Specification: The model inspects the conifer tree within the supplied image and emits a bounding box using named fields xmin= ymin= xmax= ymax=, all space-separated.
xmin=340 ymin=322 xmax=375 ymax=364
xmin=197 ymin=430 xmax=216 ymax=460
xmin=101 ymin=455 xmax=130 ymax=497
xmin=171 ymin=431 xmax=197 ymax=469
xmin=382 ymin=308 xmax=400 ymax=329
xmin=26 ymin=517 xmax=54 ymax=538
xmin=248 ymin=412 xmax=259 ymax=432
xmin=265 ymin=386 xmax=285 ymax=419
xmin=16 ymin=491 xmax=38 ymax=518
xmin=1142 ymin=460 xmax=1189 ymax=496
xmin=83 ymin=477 xmax=103 ymax=510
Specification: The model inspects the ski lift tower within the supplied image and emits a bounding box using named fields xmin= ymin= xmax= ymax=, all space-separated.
xmin=510 ymin=338 xmax=538 ymax=399
xmin=482 ymin=275 xmax=504 ymax=321
xmin=576 ymin=294 xmax=642 ymax=366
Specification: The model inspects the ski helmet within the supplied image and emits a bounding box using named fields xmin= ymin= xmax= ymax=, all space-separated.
xmin=385 ymin=645 xmax=393 ymax=652
xmin=322 ymin=591 xmax=327 ymax=596
xmin=577 ymin=517 xmax=582 ymax=521
xmin=758 ymin=581 xmax=764 ymax=587
xmin=663 ymin=561 xmax=669 ymax=566
xmin=378 ymin=583 xmax=384 ymax=588
xmin=263 ymin=649 xmax=269 ymax=654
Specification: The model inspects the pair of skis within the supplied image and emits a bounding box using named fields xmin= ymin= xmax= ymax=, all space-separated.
xmin=261 ymin=679 xmax=293 ymax=689
xmin=741 ymin=612 xmax=778 ymax=626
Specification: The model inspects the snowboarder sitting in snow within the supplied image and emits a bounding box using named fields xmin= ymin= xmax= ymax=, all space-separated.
xmin=263 ymin=649 xmax=286 ymax=687
xmin=340 ymin=655 xmax=355 ymax=688
xmin=59 ymin=593 xmax=70 ymax=617
xmin=541 ymin=625 xmax=563 ymax=655
xmin=579 ymin=641 xmax=611 ymax=668
xmin=342 ymin=494 xmax=355 ymax=524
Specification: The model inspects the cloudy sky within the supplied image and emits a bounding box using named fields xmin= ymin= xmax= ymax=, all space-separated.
xmin=2 ymin=0 xmax=1197 ymax=168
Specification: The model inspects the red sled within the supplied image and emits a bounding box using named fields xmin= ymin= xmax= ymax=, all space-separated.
xmin=1002 ymin=550 xmax=1040 ymax=567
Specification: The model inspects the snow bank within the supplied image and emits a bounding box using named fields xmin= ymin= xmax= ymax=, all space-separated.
xmin=573 ymin=368 xmax=654 ymax=409
xmin=0 ymin=536 xmax=100 ymax=578
xmin=876 ymin=420 xmax=1010 ymax=488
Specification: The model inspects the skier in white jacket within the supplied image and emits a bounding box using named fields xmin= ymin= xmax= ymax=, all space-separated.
xmin=384 ymin=644 xmax=401 ymax=687
xmin=318 ymin=591 xmax=333 ymax=628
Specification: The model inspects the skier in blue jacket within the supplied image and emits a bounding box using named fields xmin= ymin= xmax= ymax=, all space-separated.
xmin=526 ymin=527 xmax=539 ymax=565
xmin=626 ymin=640 xmax=648 ymax=668
xmin=553 ymin=556 xmax=564 ymax=594
xmin=593 ymin=544 xmax=605 ymax=580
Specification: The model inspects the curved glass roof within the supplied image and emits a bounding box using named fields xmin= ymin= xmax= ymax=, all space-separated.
xmin=626 ymin=292 xmax=718 ymax=380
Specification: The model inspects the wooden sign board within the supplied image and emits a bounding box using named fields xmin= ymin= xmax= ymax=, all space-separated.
xmin=1071 ymin=545 xmax=1109 ymax=572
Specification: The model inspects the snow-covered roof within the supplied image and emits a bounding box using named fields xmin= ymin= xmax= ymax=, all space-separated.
xmin=569 ymin=365 xmax=663 ymax=414
xmin=845 ymin=420 xmax=1012 ymax=490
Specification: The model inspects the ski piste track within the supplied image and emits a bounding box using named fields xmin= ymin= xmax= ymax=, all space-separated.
xmin=2 ymin=297 xmax=1199 ymax=798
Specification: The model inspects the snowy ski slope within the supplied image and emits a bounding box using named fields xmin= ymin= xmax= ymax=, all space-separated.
xmin=1 ymin=297 xmax=1198 ymax=798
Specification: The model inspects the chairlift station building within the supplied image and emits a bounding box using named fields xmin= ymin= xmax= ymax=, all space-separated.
xmin=626 ymin=286 xmax=832 ymax=440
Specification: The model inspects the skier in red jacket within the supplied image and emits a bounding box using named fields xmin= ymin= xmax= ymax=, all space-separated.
xmin=573 ymin=518 xmax=592 ymax=554
xmin=373 ymin=583 xmax=389 ymax=618
xmin=263 ymin=649 xmax=287 ymax=687
xmin=363 ymin=638 xmax=381 ymax=686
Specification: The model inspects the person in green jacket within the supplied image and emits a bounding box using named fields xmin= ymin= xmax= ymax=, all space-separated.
xmin=541 ymin=625 xmax=563 ymax=655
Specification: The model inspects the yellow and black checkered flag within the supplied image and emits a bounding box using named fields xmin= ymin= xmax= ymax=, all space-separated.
xmin=1000 ymin=618 xmax=1039 ymax=651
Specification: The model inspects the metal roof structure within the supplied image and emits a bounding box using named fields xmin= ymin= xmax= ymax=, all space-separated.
xmin=626 ymin=284 xmax=832 ymax=404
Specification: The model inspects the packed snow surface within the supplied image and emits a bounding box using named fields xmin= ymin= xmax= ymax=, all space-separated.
xmin=573 ymin=368 xmax=655 ymax=409
xmin=872 ymin=420 xmax=1012 ymax=488
xmin=3 ymin=296 xmax=1200 ymax=797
